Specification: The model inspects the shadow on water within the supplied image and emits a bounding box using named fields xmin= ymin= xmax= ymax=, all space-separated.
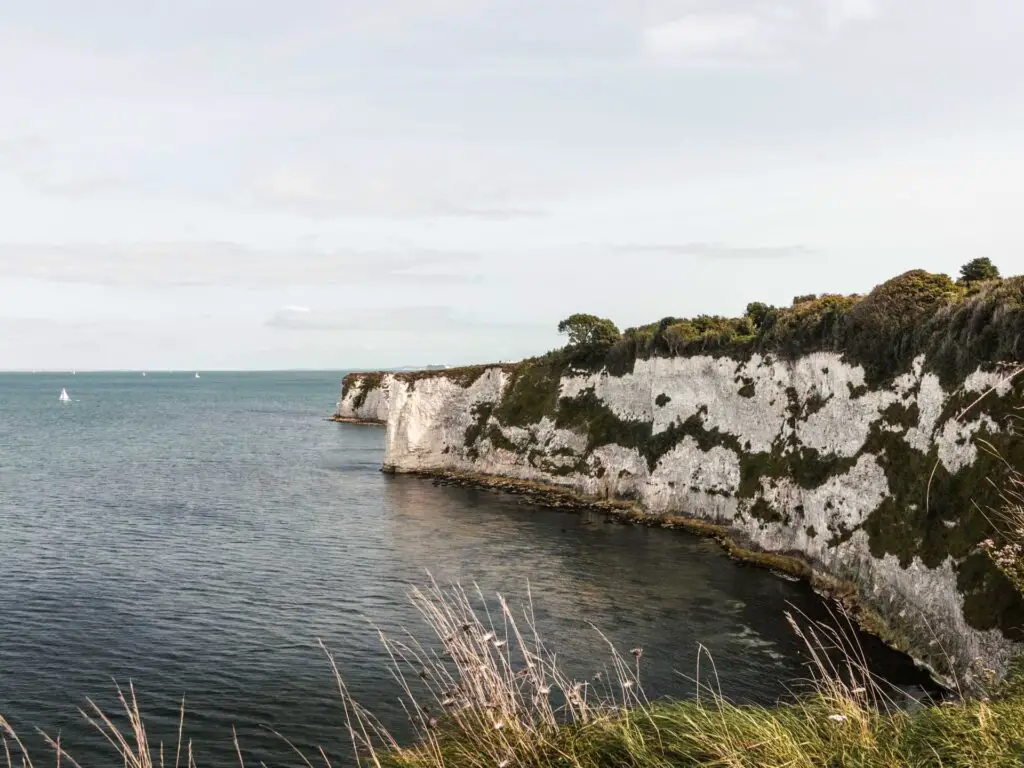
xmin=0 ymin=372 xmax=940 ymax=767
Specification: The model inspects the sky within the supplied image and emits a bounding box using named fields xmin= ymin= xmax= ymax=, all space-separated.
xmin=1 ymin=0 xmax=1023 ymax=370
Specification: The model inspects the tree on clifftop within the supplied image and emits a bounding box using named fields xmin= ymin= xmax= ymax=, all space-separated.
xmin=557 ymin=313 xmax=621 ymax=348
xmin=745 ymin=301 xmax=778 ymax=331
xmin=958 ymin=257 xmax=1001 ymax=284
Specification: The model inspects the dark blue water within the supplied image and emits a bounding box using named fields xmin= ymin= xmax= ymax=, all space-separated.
xmin=0 ymin=371 xmax=934 ymax=765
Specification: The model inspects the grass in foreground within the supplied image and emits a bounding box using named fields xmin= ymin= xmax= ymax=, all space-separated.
xmin=335 ymin=578 xmax=1024 ymax=768
xmin=2 ymin=577 xmax=1024 ymax=767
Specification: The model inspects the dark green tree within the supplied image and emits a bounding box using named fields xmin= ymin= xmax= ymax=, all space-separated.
xmin=557 ymin=313 xmax=621 ymax=348
xmin=745 ymin=301 xmax=777 ymax=330
xmin=958 ymin=257 xmax=1001 ymax=284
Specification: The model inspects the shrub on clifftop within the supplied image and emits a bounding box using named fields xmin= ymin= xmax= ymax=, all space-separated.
xmin=841 ymin=269 xmax=964 ymax=380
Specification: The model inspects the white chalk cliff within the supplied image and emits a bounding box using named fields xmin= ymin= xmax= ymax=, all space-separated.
xmin=337 ymin=353 xmax=1024 ymax=689
xmin=336 ymin=375 xmax=391 ymax=424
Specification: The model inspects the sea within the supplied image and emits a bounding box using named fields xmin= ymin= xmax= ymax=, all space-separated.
xmin=0 ymin=371 xmax=937 ymax=766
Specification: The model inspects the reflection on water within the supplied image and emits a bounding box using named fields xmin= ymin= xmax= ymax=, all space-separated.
xmin=0 ymin=372 xmax=936 ymax=767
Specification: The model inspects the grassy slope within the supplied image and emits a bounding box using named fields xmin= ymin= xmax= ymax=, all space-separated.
xmin=355 ymin=581 xmax=1024 ymax=768
xmin=384 ymin=692 xmax=1024 ymax=768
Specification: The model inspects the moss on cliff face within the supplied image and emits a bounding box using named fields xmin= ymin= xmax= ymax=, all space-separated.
xmin=491 ymin=353 xmax=569 ymax=427
xmin=349 ymin=372 xmax=383 ymax=410
xmin=484 ymin=424 xmax=519 ymax=453
xmin=736 ymin=442 xmax=858 ymax=500
xmin=860 ymin=384 xmax=1024 ymax=640
xmin=463 ymin=402 xmax=495 ymax=460
xmin=554 ymin=387 xmax=651 ymax=459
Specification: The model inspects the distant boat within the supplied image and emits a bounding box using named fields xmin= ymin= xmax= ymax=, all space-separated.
xmin=59 ymin=388 xmax=70 ymax=403
xmin=142 ymin=372 xmax=146 ymax=377
xmin=194 ymin=372 xmax=200 ymax=379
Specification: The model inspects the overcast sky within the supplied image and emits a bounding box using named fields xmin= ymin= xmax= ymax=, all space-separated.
xmin=2 ymin=0 xmax=1023 ymax=370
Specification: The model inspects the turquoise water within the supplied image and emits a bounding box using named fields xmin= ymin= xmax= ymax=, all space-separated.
xmin=0 ymin=371 xmax=934 ymax=765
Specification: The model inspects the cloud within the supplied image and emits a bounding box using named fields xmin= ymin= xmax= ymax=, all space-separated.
xmin=615 ymin=243 xmax=814 ymax=260
xmin=642 ymin=13 xmax=763 ymax=59
xmin=245 ymin=163 xmax=548 ymax=220
xmin=0 ymin=135 xmax=47 ymax=164
xmin=0 ymin=242 xmax=483 ymax=288
xmin=265 ymin=304 xmax=549 ymax=333
xmin=824 ymin=0 xmax=878 ymax=28
xmin=0 ymin=135 xmax=137 ymax=199
xmin=639 ymin=2 xmax=883 ymax=68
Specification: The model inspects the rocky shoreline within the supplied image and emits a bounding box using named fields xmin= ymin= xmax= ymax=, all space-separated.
xmin=329 ymin=415 xmax=385 ymax=426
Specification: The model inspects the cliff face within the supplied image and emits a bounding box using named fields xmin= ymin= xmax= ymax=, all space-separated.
xmin=336 ymin=273 xmax=1024 ymax=688
xmin=336 ymin=373 xmax=391 ymax=424
xmin=341 ymin=350 xmax=1024 ymax=688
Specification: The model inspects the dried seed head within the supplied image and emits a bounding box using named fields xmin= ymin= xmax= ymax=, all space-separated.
xmin=494 ymin=639 xmax=507 ymax=648
xmin=631 ymin=647 xmax=643 ymax=659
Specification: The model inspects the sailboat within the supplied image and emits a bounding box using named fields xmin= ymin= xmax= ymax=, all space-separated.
xmin=59 ymin=388 xmax=70 ymax=403
xmin=194 ymin=372 xmax=200 ymax=379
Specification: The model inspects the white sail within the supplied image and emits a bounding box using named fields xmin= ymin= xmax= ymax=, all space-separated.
xmin=195 ymin=372 xmax=200 ymax=378
xmin=59 ymin=388 xmax=70 ymax=403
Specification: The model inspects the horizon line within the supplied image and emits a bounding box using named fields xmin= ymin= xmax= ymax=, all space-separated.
xmin=0 ymin=365 xmax=460 ymax=373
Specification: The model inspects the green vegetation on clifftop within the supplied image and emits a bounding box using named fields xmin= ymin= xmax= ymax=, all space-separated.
xmin=597 ymin=268 xmax=1018 ymax=386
